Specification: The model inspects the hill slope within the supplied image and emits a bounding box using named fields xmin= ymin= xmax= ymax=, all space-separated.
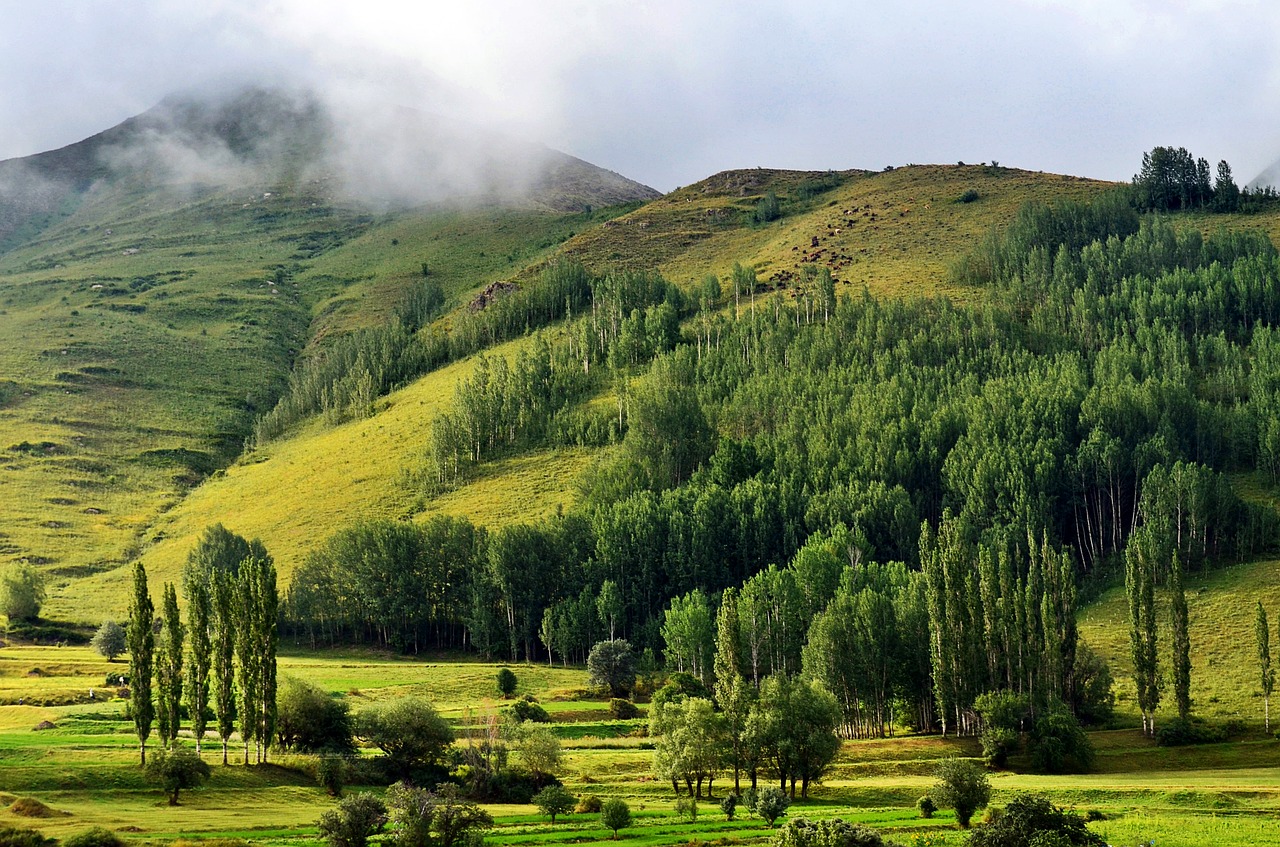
xmin=51 ymin=165 xmax=1126 ymax=620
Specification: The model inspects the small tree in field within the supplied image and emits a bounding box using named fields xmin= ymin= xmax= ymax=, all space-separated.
xmin=91 ymin=621 xmax=127 ymax=662
xmin=534 ymin=785 xmax=575 ymax=824
xmin=496 ymin=667 xmax=518 ymax=698
xmin=930 ymin=759 xmax=990 ymax=828
xmin=755 ymin=787 xmax=790 ymax=827
xmin=600 ymin=798 xmax=631 ymax=840
xmin=145 ymin=749 xmax=211 ymax=806
xmin=587 ymin=639 xmax=637 ymax=697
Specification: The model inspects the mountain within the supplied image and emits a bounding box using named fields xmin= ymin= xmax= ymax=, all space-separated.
xmin=0 ymin=86 xmax=659 ymax=252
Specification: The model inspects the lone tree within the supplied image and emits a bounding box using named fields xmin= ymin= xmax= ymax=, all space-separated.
xmin=587 ymin=639 xmax=637 ymax=697
xmin=754 ymin=787 xmax=790 ymax=827
xmin=91 ymin=621 xmax=127 ymax=662
xmin=386 ymin=782 xmax=492 ymax=847
xmin=127 ymin=562 xmax=155 ymax=766
xmin=0 ymin=563 xmax=45 ymax=622
xmin=931 ymin=759 xmax=990 ymax=828
xmin=496 ymin=667 xmax=517 ymax=698
xmin=1258 ymin=601 xmax=1275 ymax=732
xmin=145 ymin=749 xmax=211 ymax=806
xmin=533 ymin=785 xmax=576 ymax=824
xmin=600 ymin=798 xmax=631 ymax=840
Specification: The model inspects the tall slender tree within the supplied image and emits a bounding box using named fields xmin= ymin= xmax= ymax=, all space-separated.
xmin=1125 ymin=535 xmax=1160 ymax=735
xmin=1257 ymin=601 xmax=1274 ymax=732
xmin=127 ymin=562 xmax=155 ymax=765
xmin=184 ymin=579 xmax=212 ymax=753
xmin=210 ymin=569 xmax=237 ymax=765
xmin=235 ymin=560 xmax=262 ymax=764
xmin=156 ymin=582 xmax=184 ymax=749
xmin=1170 ymin=554 xmax=1191 ymax=721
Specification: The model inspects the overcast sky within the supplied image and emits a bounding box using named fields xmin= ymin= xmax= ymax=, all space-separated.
xmin=2 ymin=0 xmax=1279 ymax=192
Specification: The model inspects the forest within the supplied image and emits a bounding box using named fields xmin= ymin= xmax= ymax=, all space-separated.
xmin=276 ymin=174 xmax=1280 ymax=742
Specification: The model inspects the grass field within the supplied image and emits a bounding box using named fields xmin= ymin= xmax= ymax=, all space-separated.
xmin=1 ymin=645 xmax=1278 ymax=847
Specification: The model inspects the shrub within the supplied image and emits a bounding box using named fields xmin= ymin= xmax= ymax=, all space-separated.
xmin=956 ymin=189 xmax=981 ymax=204
xmin=1030 ymin=708 xmax=1094 ymax=773
xmin=974 ymin=690 xmax=1029 ymax=767
xmin=0 ymin=827 xmax=55 ymax=847
xmin=0 ymin=564 xmax=44 ymax=622
xmin=534 ymin=785 xmax=576 ymax=823
xmin=755 ymin=786 xmax=791 ymax=827
xmin=575 ymin=795 xmax=603 ymax=814
xmin=1071 ymin=643 xmax=1115 ymax=725
xmin=276 ymin=677 xmax=355 ymax=755
xmin=600 ymin=798 xmax=631 ymax=840
xmin=63 ymin=828 xmax=126 ymax=847
xmin=741 ymin=786 xmax=759 ymax=812
xmin=772 ymin=817 xmax=894 ymax=847
xmin=609 ymin=698 xmax=639 ymax=719
xmin=508 ymin=695 xmax=550 ymax=723
xmin=720 ymin=793 xmax=738 ymax=821
xmin=675 ymin=796 xmax=697 ymax=822
xmin=317 ymin=792 xmax=387 ymax=847
xmin=931 ymin=759 xmax=990 ymax=828
xmin=387 ymin=782 xmax=491 ymax=847
xmin=916 ymin=796 xmax=936 ymax=818
xmin=967 ymin=793 xmax=1106 ymax=847
xmin=1156 ymin=716 xmax=1228 ymax=746
xmin=496 ymin=668 xmax=518 ymax=698
xmin=317 ymin=755 xmax=347 ymax=797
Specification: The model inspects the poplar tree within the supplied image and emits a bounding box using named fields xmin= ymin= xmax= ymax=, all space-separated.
xmin=235 ymin=559 xmax=262 ymax=764
xmin=1257 ymin=601 xmax=1274 ymax=732
xmin=210 ymin=569 xmax=237 ymax=764
xmin=184 ymin=578 xmax=212 ymax=753
xmin=1125 ymin=535 xmax=1160 ymax=735
xmin=1170 ymin=554 xmax=1191 ymax=721
xmin=128 ymin=562 xmax=155 ymax=765
xmin=256 ymin=555 xmax=279 ymax=763
xmin=156 ymin=582 xmax=184 ymax=749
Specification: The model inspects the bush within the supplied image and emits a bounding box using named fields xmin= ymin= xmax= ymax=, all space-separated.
xmin=600 ymin=798 xmax=631 ymax=839
xmin=674 ymin=796 xmax=697 ymax=822
xmin=317 ymin=793 xmax=387 ymax=847
xmin=772 ymin=817 xmax=894 ymax=847
xmin=974 ymin=690 xmax=1028 ymax=767
xmin=956 ymin=189 xmax=981 ymax=204
xmin=63 ymin=828 xmax=126 ymax=847
xmin=967 ymin=793 xmax=1106 ymax=847
xmin=609 ymin=698 xmax=639 ymax=719
xmin=931 ymin=759 xmax=990 ymax=828
xmin=317 ymin=755 xmax=348 ymax=797
xmin=508 ymin=695 xmax=550 ymax=723
xmin=1030 ymin=708 xmax=1094 ymax=773
xmin=916 ymin=796 xmax=936 ymax=818
xmin=1071 ymin=643 xmax=1115 ymax=726
xmin=1156 ymin=716 xmax=1229 ymax=746
xmin=387 ymin=782 xmax=491 ymax=847
xmin=276 ymin=677 xmax=356 ymax=755
xmin=0 ymin=564 xmax=44 ymax=622
xmin=755 ymin=786 xmax=791 ymax=827
xmin=741 ymin=786 xmax=759 ymax=812
xmin=720 ymin=793 xmax=738 ymax=821
xmin=496 ymin=668 xmax=517 ymax=699
xmin=576 ymin=795 xmax=603 ymax=814
xmin=0 ymin=828 xmax=55 ymax=847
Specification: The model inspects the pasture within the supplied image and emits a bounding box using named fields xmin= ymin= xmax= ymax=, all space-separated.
xmin=1 ymin=645 xmax=1278 ymax=847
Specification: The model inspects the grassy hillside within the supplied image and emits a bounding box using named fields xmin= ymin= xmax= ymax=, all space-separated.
xmin=39 ymin=165 xmax=1132 ymax=622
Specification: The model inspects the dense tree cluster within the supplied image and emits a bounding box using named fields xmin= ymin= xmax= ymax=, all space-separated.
xmin=128 ymin=525 xmax=278 ymax=766
xmin=280 ymin=183 xmax=1280 ymax=742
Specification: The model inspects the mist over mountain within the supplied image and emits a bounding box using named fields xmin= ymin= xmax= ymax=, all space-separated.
xmin=0 ymin=85 xmax=659 ymax=251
